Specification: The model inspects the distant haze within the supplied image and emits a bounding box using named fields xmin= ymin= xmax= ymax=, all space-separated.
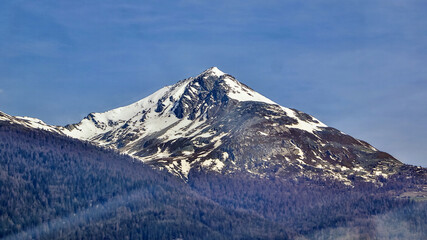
xmin=1 ymin=0 xmax=426 ymax=167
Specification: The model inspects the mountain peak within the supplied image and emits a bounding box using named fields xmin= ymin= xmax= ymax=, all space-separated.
xmin=1 ymin=67 xmax=410 ymax=185
xmin=51 ymin=67 xmax=405 ymax=183
xmin=199 ymin=67 xmax=226 ymax=78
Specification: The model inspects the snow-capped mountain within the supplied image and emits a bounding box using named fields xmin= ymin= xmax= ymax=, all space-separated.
xmin=44 ymin=67 xmax=399 ymax=182
xmin=0 ymin=67 xmax=406 ymax=183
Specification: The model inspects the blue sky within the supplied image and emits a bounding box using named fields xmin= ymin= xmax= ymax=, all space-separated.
xmin=1 ymin=0 xmax=426 ymax=167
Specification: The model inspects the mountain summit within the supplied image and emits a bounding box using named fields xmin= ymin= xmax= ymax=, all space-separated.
xmin=199 ymin=66 xmax=226 ymax=77
xmin=0 ymin=68 xmax=407 ymax=182
xmin=51 ymin=67 xmax=400 ymax=182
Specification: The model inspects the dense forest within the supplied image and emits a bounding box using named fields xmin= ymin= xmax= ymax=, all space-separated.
xmin=0 ymin=120 xmax=426 ymax=239
xmin=188 ymin=171 xmax=427 ymax=239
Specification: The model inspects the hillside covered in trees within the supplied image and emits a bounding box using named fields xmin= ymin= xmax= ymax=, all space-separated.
xmin=0 ymin=120 xmax=426 ymax=239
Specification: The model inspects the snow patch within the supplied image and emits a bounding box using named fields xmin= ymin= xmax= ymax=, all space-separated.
xmin=258 ymin=131 xmax=268 ymax=136
xmin=201 ymin=159 xmax=225 ymax=172
xmin=281 ymin=107 xmax=327 ymax=134
xmin=180 ymin=160 xmax=191 ymax=178
xmin=223 ymin=77 xmax=276 ymax=105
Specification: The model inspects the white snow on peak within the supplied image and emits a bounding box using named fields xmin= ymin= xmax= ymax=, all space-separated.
xmin=62 ymin=75 xmax=199 ymax=141
xmin=63 ymin=85 xmax=176 ymax=140
xmin=100 ymin=86 xmax=171 ymax=121
xmin=63 ymin=66 xmax=329 ymax=145
xmin=198 ymin=67 xmax=277 ymax=105
xmin=200 ymin=67 xmax=226 ymax=78
xmin=223 ymin=76 xmax=277 ymax=105
xmin=210 ymin=67 xmax=225 ymax=77
xmin=63 ymin=67 xmax=282 ymax=141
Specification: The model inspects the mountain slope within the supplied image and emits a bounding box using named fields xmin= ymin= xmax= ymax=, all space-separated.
xmin=1 ymin=119 xmax=426 ymax=239
xmin=58 ymin=67 xmax=403 ymax=183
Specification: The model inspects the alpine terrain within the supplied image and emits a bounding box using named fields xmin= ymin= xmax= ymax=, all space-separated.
xmin=1 ymin=67 xmax=427 ymax=239
xmin=42 ymin=67 xmax=413 ymax=184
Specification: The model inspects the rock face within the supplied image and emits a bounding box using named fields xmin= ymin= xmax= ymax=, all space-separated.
xmin=54 ymin=67 xmax=401 ymax=182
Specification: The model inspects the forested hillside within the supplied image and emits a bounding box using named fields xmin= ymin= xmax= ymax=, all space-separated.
xmin=188 ymin=171 xmax=427 ymax=239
